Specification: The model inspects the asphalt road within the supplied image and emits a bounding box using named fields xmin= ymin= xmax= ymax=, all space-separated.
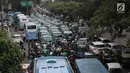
xmin=9 ymin=27 xmax=29 ymax=59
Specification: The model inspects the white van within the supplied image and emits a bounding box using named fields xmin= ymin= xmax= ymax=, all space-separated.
xmin=106 ymin=62 xmax=123 ymax=73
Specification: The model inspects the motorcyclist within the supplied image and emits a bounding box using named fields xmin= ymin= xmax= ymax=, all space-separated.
xmin=20 ymin=40 xmax=24 ymax=49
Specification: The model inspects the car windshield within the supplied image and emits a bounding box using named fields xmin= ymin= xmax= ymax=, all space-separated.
xmin=13 ymin=35 xmax=21 ymax=39
xmin=103 ymin=40 xmax=111 ymax=43
xmin=44 ymin=37 xmax=52 ymax=41
xmin=27 ymin=25 xmax=36 ymax=29
xmin=109 ymin=68 xmax=123 ymax=73
xmin=95 ymin=45 xmax=105 ymax=48
xmin=113 ymin=45 xmax=126 ymax=49
xmin=122 ymin=53 xmax=130 ymax=58
xmin=77 ymin=41 xmax=85 ymax=45
xmin=66 ymin=33 xmax=72 ymax=36
xmin=103 ymin=50 xmax=114 ymax=56
xmin=54 ymin=33 xmax=61 ymax=36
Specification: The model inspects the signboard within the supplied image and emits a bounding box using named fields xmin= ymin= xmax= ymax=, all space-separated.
xmin=21 ymin=1 xmax=33 ymax=7
xmin=21 ymin=1 xmax=27 ymax=7
xmin=117 ymin=3 xmax=125 ymax=13
xmin=28 ymin=1 xmax=33 ymax=6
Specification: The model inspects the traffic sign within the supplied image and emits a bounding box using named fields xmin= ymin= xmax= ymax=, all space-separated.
xmin=21 ymin=1 xmax=27 ymax=7
xmin=28 ymin=1 xmax=33 ymax=6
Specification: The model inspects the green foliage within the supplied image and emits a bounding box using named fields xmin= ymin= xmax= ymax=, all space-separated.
xmin=79 ymin=0 xmax=101 ymax=19
xmin=46 ymin=1 xmax=82 ymax=14
xmin=0 ymin=29 xmax=8 ymax=38
xmin=90 ymin=0 xmax=130 ymax=36
xmin=87 ymin=28 xmax=103 ymax=38
xmin=0 ymin=29 xmax=24 ymax=73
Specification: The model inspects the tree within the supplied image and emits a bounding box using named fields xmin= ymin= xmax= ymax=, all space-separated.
xmin=45 ymin=1 xmax=82 ymax=22
xmin=90 ymin=0 xmax=130 ymax=39
xmin=0 ymin=29 xmax=24 ymax=73
xmin=77 ymin=0 xmax=101 ymax=20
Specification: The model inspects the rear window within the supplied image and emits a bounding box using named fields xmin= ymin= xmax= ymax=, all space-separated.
xmin=22 ymin=19 xmax=27 ymax=21
xmin=109 ymin=68 xmax=123 ymax=73
xmin=95 ymin=45 xmax=105 ymax=48
xmin=27 ymin=25 xmax=36 ymax=29
xmin=102 ymin=40 xmax=111 ymax=43
xmin=113 ymin=45 xmax=126 ymax=49
xmin=122 ymin=53 xmax=130 ymax=58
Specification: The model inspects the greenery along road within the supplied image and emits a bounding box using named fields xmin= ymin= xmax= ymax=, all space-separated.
xmin=0 ymin=28 xmax=24 ymax=73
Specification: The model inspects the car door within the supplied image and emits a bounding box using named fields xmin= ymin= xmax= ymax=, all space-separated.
xmin=89 ymin=43 xmax=95 ymax=51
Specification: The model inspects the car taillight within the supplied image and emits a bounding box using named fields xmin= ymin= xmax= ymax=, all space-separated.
xmin=93 ymin=48 xmax=97 ymax=50
xmin=123 ymin=60 xmax=127 ymax=62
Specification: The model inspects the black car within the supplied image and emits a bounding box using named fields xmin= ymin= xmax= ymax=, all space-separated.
xmin=99 ymin=48 xmax=117 ymax=63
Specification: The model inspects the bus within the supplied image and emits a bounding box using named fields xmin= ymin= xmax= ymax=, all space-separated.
xmin=17 ymin=15 xmax=28 ymax=29
xmin=25 ymin=22 xmax=38 ymax=41
xmin=33 ymin=56 xmax=74 ymax=73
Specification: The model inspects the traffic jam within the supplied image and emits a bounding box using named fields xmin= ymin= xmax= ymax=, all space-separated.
xmin=7 ymin=7 xmax=130 ymax=73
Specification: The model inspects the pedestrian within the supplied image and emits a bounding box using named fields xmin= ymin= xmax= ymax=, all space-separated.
xmin=43 ymin=43 xmax=47 ymax=49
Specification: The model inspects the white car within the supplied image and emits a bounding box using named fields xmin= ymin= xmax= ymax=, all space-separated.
xmin=77 ymin=38 xmax=88 ymax=48
xmin=97 ymin=37 xmax=112 ymax=43
xmin=42 ymin=35 xmax=53 ymax=42
xmin=89 ymin=41 xmax=106 ymax=54
xmin=106 ymin=62 xmax=123 ymax=73
xmin=12 ymin=34 xmax=22 ymax=43
xmin=105 ymin=43 xmax=126 ymax=50
xmin=8 ymin=11 xmax=14 ymax=16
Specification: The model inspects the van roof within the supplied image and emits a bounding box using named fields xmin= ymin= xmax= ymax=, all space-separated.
xmin=107 ymin=62 xmax=122 ymax=69
xmin=64 ymin=31 xmax=72 ymax=34
xmin=26 ymin=22 xmax=36 ymax=26
xmin=75 ymin=58 xmax=109 ymax=73
xmin=34 ymin=56 xmax=74 ymax=73
xmin=92 ymin=41 xmax=105 ymax=45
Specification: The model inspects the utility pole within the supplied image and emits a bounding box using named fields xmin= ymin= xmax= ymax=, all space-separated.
xmin=27 ymin=1 xmax=28 ymax=15
xmin=0 ymin=0 xmax=4 ymax=30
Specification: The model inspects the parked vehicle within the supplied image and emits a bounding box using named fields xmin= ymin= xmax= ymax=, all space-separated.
xmin=105 ymin=43 xmax=126 ymax=55
xmin=105 ymin=62 xmax=123 ymax=73
xmin=99 ymin=48 xmax=117 ymax=63
xmin=7 ymin=11 xmax=14 ymax=16
xmin=76 ymin=38 xmax=88 ymax=48
xmin=17 ymin=14 xmax=28 ymax=29
xmin=89 ymin=41 xmax=106 ymax=55
xmin=75 ymin=58 xmax=109 ymax=73
xmin=25 ymin=22 xmax=38 ymax=41
xmin=63 ymin=31 xmax=73 ymax=41
xmin=52 ymin=31 xmax=62 ymax=40
xmin=96 ymin=37 xmax=112 ymax=44
xmin=41 ymin=35 xmax=53 ymax=42
xmin=33 ymin=56 xmax=74 ymax=73
xmin=12 ymin=34 xmax=23 ymax=44
xmin=115 ymin=48 xmax=130 ymax=68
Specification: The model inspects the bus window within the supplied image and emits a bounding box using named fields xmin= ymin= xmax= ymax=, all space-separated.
xmin=27 ymin=25 xmax=36 ymax=29
xmin=22 ymin=19 xmax=27 ymax=21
